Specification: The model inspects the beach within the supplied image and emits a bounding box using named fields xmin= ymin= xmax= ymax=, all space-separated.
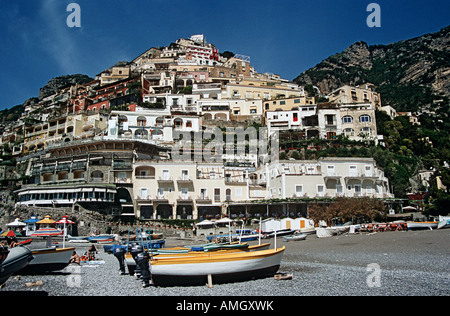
xmin=1 ymin=229 xmax=449 ymax=296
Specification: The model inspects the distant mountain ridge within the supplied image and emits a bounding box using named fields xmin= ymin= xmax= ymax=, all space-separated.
xmin=293 ymin=26 xmax=450 ymax=112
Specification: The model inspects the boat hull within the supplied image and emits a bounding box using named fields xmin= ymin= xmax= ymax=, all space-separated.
xmin=0 ymin=246 xmax=33 ymax=286
xmin=284 ymin=233 xmax=307 ymax=242
xmin=19 ymin=247 xmax=75 ymax=274
xmin=150 ymin=247 xmax=285 ymax=286
xmin=124 ymin=243 xmax=271 ymax=275
xmin=406 ymin=221 xmax=438 ymax=230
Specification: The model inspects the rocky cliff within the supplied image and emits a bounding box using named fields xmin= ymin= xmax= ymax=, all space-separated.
xmin=38 ymin=74 xmax=93 ymax=100
xmin=293 ymin=26 xmax=450 ymax=111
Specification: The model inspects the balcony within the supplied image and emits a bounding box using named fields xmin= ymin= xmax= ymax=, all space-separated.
xmin=195 ymin=196 xmax=212 ymax=204
xmin=157 ymin=176 xmax=173 ymax=183
xmin=177 ymin=176 xmax=193 ymax=184
xmin=153 ymin=194 xmax=169 ymax=203
xmin=113 ymin=162 xmax=133 ymax=170
xmin=114 ymin=177 xmax=132 ymax=184
xmin=176 ymin=195 xmax=193 ymax=203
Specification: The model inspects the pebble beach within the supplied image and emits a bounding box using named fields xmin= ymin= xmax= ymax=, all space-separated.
xmin=1 ymin=229 xmax=449 ymax=296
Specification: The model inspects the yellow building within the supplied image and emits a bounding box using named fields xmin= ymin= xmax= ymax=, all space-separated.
xmin=328 ymin=84 xmax=381 ymax=109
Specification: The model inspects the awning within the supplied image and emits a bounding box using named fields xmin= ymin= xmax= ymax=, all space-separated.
xmin=31 ymin=228 xmax=62 ymax=236
xmin=6 ymin=218 xmax=26 ymax=227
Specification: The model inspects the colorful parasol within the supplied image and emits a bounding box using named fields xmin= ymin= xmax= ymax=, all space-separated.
xmin=55 ymin=216 xmax=75 ymax=224
xmin=31 ymin=228 xmax=63 ymax=236
xmin=1 ymin=230 xmax=16 ymax=237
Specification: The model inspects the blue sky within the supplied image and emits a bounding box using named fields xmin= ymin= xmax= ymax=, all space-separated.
xmin=0 ymin=0 xmax=449 ymax=110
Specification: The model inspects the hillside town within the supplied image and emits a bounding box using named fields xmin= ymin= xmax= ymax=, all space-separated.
xmin=0 ymin=34 xmax=415 ymax=225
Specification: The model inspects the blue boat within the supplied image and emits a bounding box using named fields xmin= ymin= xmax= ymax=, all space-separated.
xmin=103 ymin=239 xmax=165 ymax=253
xmin=87 ymin=234 xmax=115 ymax=242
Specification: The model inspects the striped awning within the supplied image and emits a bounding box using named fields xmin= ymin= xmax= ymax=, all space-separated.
xmin=31 ymin=228 xmax=62 ymax=236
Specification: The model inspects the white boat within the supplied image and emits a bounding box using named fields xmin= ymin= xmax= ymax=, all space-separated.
xmin=0 ymin=246 xmax=33 ymax=286
xmin=19 ymin=247 xmax=75 ymax=274
xmin=315 ymin=226 xmax=350 ymax=238
xmin=406 ymin=221 xmax=439 ymax=230
xmin=283 ymin=233 xmax=307 ymax=242
xmin=299 ymin=227 xmax=316 ymax=235
xmin=149 ymin=246 xmax=286 ymax=286
xmin=437 ymin=216 xmax=450 ymax=229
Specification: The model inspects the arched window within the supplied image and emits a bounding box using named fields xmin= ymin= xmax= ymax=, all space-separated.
xmin=360 ymin=127 xmax=372 ymax=136
xmin=343 ymin=128 xmax=355 ymax=136
xmin=359 ymin=115 xmax=371 ymax=123
xmin=137 ymin=116 xmax=147 ymax=127
xmin=342 ymin=115 xmax=353 ymax=124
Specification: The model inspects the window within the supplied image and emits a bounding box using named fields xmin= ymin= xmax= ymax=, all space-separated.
xmin=235 ymin=188 xmax=243 ymax=198
xmin=186 ymin=121 xmax=192 ymax=128
xmin=294 ymin=99 xmax=300 ymax=104
xmin=162 ymin=170 xmax=170 ymax=180
xmin=360 ymin=127 xmax=372 ymax=135
xmin=214 ymin=188 xmax=220 ymax=202
xmin=293 ymin=113 xmax=298 ymax=122
xmin=355 ymin=185 xmax=361 ymax=196
xmin=325 ymin=114 xmax=335 ymax=125
xmin=280 ymin=101 xmax=286 ymax=105
xmin=359 ymin=115 xmax=371 ymax=123
xmin=139 ymin=188 xmax=149 ymax=199
xmin=295 ymin=185 xmax=303 ymax=197
xmin=200 ymin=188 xmax=207 ymax=199
xmin=343 ymin=128 xmax=355 ymax=136
xmin=342 ymin=115 xmax=353 ymax=123
xmin=317 ymin=185 xmax=324 ymax=196
xmin=181 ymin=170 xmax=189 ymax=180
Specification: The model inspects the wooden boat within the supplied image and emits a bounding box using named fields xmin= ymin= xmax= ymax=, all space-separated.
xmin=103 ymin=239 xmax=166 ymax=253
xmin=283 ymin=233 xmax=307 ymax=242
xmin=87 ymin=235 xmax=115 ymax=243
xmin=0 ymin=246 xmax=33 ymax=285
xmin=149 ymin=246 xmax=286 ymax=286
xmin=124 ymin=243 xmax=270 ymax=274
xmin=19 ymin=246 xmax=75 ymax=274
xmin=315 ymin=226 xmax=350 ymax=238
xmin=263 ymin=229 xmax=295 ymax=238
xmin=299 ymin=227 xmax=316 ymax=235
xmin=17 ymin=238 xmax=33 ymax=246
xmin=406 ymin=221 xmax=439 ymax=230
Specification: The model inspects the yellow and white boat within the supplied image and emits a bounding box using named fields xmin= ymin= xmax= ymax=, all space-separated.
xmin=149 ymin=246 xmax=285 ymax=286
xmin=125 ymin=243 xmax=271 ymax=274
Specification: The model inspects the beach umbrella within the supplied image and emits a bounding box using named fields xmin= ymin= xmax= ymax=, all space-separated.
xmin=195 ymin=219 xmax=215 ymax=227
xmin=1 ymin=230 xmax=16 ymax=237
xmin=55 ymin=216 xmax=75 ymax=225
xmin=36 ymin=215 xmax=56 ymax=227
xmin=31 ymin=228 xmax=63 ymax=248
xmin=31 ymin=228 xmax=62 ymax=237
xmin=6 ymin=218 xmax=26 ymax=228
